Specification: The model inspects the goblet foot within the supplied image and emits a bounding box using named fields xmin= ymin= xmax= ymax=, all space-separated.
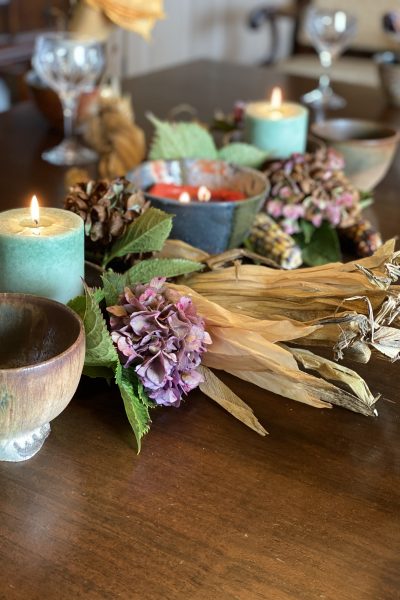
xmin=42 ymin=138 xmax=98 ymax=166
xmin=0 ymin=423 xmax=51 ymax=462
xmin=301 ymin=87 xmax=346 ymax=109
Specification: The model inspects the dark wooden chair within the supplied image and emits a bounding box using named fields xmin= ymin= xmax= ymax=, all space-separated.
xmin=248 ymin=0 xmax=398 ymax=87
xmin=0 ymin=0 xmax=69 ymax=108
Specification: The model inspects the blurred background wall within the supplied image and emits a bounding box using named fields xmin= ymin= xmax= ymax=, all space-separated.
xmin=120 ymin=0 xmax=293 ymax=76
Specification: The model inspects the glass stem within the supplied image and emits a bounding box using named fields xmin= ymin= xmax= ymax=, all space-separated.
xmin=60 ymin=94 xmax=78 ymax=140
xmin=318 ymin=51 xmax=333 ymax=97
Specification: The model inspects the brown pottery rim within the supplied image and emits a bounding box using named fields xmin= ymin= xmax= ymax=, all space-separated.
xmin=0 ymin=293 xmax=85 ymax=373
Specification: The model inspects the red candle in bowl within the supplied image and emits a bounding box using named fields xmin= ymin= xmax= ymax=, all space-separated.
xmin=129 ymin=158 xmax=269 ymax=254
xmin=148 ymin=183 xmax=246 ymax=202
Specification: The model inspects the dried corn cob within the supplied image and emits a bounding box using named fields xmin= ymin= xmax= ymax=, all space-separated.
xmin=248 ymin=213 xmax=302 ymax=269
xmin=339 ymin=217 xmax=382 ymax=257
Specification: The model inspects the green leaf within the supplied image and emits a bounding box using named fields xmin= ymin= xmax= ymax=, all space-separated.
xmin=136 ymin=379 xmax=155 ymax=408
xmin=218 ymin=143 xmax=268 ymax=168
xmin=92 ymin=288 xmax=105 ymax=304
xmin=125 ymin=258 xmax=203 ymax=286
xmin=103 ymin=207 xmax=173 ymax=267
xmin=68 ymin=287 xmax=118 ymax=369
xmin=68 ymin=294 xmax=87 ymax=320
xmin=148 ymin=114 xmax=218 ymax=160
xmin=299 ymin=221 xmax=342 ymax=266
xmin=299 ymin=219 xmax=316 ymax=245
xmin=102 ymin=270 xmax=126 ymax=306
xmin=115 ymin=363 xmax=152 ymax=453
xmin=123 ymin=367 xmax=156 ymax=409
xmin=83 ymin=365 xmax=115 ymax=379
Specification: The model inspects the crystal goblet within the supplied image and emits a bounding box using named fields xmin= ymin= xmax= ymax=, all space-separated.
xmin=32 ymin=32 xmax=105 ymax=166
xmin=301 ymin=8 xmax=357 ymax=109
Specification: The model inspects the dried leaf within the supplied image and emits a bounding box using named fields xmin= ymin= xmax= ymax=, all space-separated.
xmin=199 ymin=366 xmax=267 ymax=436
xmin=371 ymin=325 xmax=400 ymax=361
xmin=288 ymin=347 xmax=378 ymax=416
xmin=158 ymin=239 xmax=209 ymax=262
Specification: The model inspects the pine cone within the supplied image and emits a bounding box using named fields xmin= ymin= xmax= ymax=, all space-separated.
xmin=65 ymin=178 xmax=150 ymax=256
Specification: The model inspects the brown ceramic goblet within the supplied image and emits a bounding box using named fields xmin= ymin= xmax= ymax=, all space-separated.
xmin=0 ymin=294 xmax=85 ymax=462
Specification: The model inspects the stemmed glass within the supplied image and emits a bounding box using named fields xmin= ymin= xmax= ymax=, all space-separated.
xmin=301 ymin=8 xmax=357 ymax=109
xmin=32 ymin=32 xmax=105 ymax=166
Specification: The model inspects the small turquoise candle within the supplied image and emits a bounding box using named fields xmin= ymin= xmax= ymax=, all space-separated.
xmin=244 ymin=88 xmax=309 ymax=159
xmin=0 ymin=200 xmax=84 ymax=304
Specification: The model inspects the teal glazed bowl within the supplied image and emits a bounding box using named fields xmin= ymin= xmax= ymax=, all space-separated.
xmin=128 ymin=159 xmax=269 ymax=254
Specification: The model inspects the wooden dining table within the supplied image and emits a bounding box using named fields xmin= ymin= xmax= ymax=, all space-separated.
xmin=0 ymin=60 xmax=399 ymax=600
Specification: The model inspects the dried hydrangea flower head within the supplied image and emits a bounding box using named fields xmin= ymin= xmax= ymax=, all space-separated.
xmin=263 ymin=147 xmax=361 ymax=235
xmin=107 ymin=278 xmax=211 ymax=407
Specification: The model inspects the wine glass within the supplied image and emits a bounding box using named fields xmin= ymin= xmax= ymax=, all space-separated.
xmin=301 ymin=8 xmax=357 ymax=109
xmin=32 ymin=32 xmax=105 ymax=166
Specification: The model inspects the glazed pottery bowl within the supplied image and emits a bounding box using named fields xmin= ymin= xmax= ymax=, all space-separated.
xmin=311 ymin=119 xmax=399 ymax=191
xmin=129 ymin=159 xmax=269 ymax=254
xmin=0 ymin=294 xmax=85 ymax=461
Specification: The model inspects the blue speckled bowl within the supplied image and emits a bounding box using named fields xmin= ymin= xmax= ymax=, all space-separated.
xmin=128 ymin=159 xmax=269 ymax=254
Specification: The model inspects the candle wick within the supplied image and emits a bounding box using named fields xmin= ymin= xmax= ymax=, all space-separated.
xmin=34 ymin=219 xmax=39 ymax=227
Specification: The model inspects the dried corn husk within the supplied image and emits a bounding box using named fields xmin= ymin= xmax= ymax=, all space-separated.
xmin=199 ymin=366 xmax=267 ymax=436
xmin=158 ymin=239 xmax=210 ymax=263
xmin=168 ymin=283 xmax=378 ymax=418
xmin=183 ymin=240 xmax=400 ymax=356
xmin=162 ymin=239 xmax=400 ymax=365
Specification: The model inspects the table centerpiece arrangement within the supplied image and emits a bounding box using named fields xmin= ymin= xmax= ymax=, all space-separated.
xmin=61 ymin=174 xmax=400 ymax=453
xmin=2 ymin=61 xmax=400 ymax=459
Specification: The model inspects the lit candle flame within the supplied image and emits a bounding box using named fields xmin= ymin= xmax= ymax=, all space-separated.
xmin=31 ymin=195 xmax=40 ymax=225
xmin=270 ymin=87 xmax=282 ymax=110
xmin=178 ymin=191 xmax=191 ymax=204
xmin=197 ymin=185 xmax=211 ymax=202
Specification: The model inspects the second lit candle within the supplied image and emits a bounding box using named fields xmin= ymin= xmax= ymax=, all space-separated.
xmin=244 ymin=87 xmax=309 ymax=159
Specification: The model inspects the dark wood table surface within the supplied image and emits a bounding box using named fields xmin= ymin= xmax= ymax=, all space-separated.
xmin=0 ymin=60 xmax=399 ymax=600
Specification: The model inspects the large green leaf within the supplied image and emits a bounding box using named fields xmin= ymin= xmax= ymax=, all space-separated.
xmin=148 ymin=114 xmax=218 ymax=160
xmin=68 ymin=287 xmax=118 ymax=369
xmin=102 ymin=270 xmax=126 ymax=306
xmin=296 ymin=221 xmax=342 ymax=266
xmin=102 ymin=259 xmax=203 ymax=307
xmin=82 ymin=365 xmax=115 ymax=379
xmin=218 ymin=143 xmax=268 ymax=168
xmin=103 ymin=207 xmax=173 ymax=267
xmin=115 ymin=363 xmax=152 ymax=453
xmin=135 ymin=378 xmax=154 ymax=408
xmin=125 ymin=258 xmax=204 ymax=285
xmin=299 ymin=219 xmax=315 ymax=245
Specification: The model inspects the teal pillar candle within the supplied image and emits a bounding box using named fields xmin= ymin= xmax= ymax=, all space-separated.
xmin=244 ymin=100 xmax=309 ymax=159
xmin=0 ymin=206 xmax=84 ymax=304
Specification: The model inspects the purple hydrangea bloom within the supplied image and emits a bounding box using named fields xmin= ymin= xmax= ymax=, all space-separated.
xmin=325 ymin=204 xmax=342 ymax=227
xmin=266 ymin=199 xmax=284 ymax=218
xmin=107 ymin=278 xmax=211 ymax=407
xmin=282 ymin=203 xmax=305 ymax=220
